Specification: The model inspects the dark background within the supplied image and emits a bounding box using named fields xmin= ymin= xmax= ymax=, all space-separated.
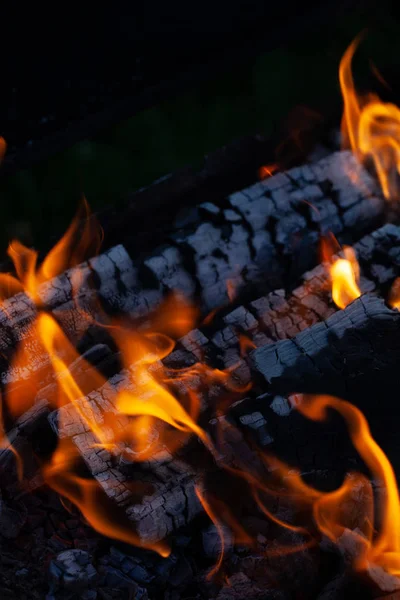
xmin=0 ymin=0 xmax=398 ymax=249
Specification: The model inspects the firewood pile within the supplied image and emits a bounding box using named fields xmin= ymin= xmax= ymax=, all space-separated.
xmin=1 ymin=119 xmax=400 ymax=600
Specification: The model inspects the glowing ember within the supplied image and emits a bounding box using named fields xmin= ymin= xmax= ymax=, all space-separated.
xmin=389 ymin=277 xmax=400 ymax=309
xmin=238 ymin=333 xmax=256 ymax=356
xmin=259 ymin=163 xmax=278 ymax=180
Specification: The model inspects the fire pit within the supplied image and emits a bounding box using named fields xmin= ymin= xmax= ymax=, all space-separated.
xmin=2 ymin=32 xmax=400 ymax=600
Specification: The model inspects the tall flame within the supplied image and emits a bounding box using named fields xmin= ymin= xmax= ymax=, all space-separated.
xmin=3 ymin=198 xmax=102 ymax=304
xmin=340 ymin=34 xmax=400 ymax=200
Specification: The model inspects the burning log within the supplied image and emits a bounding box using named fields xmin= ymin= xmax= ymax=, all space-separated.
xmin=3 ymin=32 xmax=400 ymax=600
xmin=165 ymin=223 xmax=400 ymax=390
xmin=48 ymin=369 xmax=204 ymax=544
xmin=0 ymin=151 xmax=382 ymax=393
xmin=0 ymin=244 xmax=138 ymax=388
xmin=35 ymin=220 xmax=400 ymax=545
xmin=139 ymin=150 xmax=383 ymax=311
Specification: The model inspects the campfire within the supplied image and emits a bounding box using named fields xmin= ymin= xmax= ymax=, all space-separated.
xmin=2 ymin=36 xmax=400 ymax=599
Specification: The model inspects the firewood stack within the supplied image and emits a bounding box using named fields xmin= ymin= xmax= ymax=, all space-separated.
xmin=1 ymin=146 xmax=399 ymax=600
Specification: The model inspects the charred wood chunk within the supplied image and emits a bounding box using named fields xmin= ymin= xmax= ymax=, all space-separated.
xmin=251 ymin=295 xmax=400 ymax=398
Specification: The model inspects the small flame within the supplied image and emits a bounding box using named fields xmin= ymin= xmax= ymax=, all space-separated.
xmin=340 ymin=34 xmax=400 ymax=200
xmin=259 ymin=163 xmax=278 ymax=180
xmin=321 ymin=236 xmax=361 ymax=309
xmin=3 ymin=198 xmax=102 ymax=304
xmin=43 ymin=439 xmax=170 ymax=557
xmin=238 ymin=333 xmax=256 ymax=356
xmin=389 ymin=277 xmax=400 ymax=309
xmin=370 ymin=60 xmax=392 ymax=92
xmin=226 ymin=278 xmax=240 ymax=303
xmin=330 ymin=247 xmax=361 ymax=309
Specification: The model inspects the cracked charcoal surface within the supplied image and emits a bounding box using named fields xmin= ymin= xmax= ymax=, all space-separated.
xmin=252 ymin=294 xmax=400 ymax=399
xmin=42 ymin=223 xmax=400 ymax=543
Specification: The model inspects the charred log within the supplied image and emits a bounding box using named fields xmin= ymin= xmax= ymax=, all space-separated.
xmin=138 ymin=151 xmax=383 ymax=311
xmin=0 ymin=152 xmax=387 ymax=394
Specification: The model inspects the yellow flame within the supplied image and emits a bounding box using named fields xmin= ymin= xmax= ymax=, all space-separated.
xmin=330 ymin=247 xmax=361 ymax=309
xmin=4 ymin=198 xmax=102 ymax=304
xmin=321 ymin=236 xmax=361 ymax=309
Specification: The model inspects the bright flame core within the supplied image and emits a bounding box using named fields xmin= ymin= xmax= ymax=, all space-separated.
xmin=321 ymin=236 xmax=362 ymax=309
xmin=330 ymin=247 xmax=361 ymax=309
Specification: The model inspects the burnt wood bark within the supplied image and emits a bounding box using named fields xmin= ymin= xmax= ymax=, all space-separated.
xmin=47 ymin=298 xmax=399 ymax=541
xmin=0 ymin=151 xmax=393 ymax=547
xmin=50 ymin=358 xmax=271 ymax=543
xmin=252 ymin=294 xmax=400 ymax=398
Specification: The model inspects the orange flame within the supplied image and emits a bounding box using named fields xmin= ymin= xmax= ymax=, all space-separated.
xmin=330 ymin=247 xmax=361 ymax=309
xmin=294 ymin=395 xmax=400 ymax=576
xmin=340 ymin=34 xmax=400 ymax=200
xmin=31 ymin=307 xmax=208 ymax=553
xmin=4 ymin=37 xmax=400 ymax=578
xmin=238 ymin=333 xmax=256 ymax=356
xmin=43 ymin=439 xmax=170 ymax=557
xmin=321 ymin=236 xmax=361 ymax=309
xmin=259 ymin=163 xmax=278 ymax=180
xmin=195 ymin=486 xmax=227 ymax=580
xmin=389 ymin=277 xmax=400 ymax=310
xmin=3 ymin=199 xmax=102 ymax=304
